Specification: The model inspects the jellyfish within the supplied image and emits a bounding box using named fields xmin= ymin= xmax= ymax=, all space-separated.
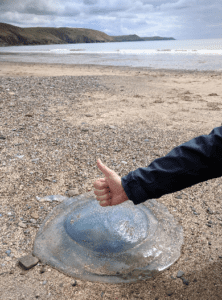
xmin=33 ymin=191 xmax=183 ymax=284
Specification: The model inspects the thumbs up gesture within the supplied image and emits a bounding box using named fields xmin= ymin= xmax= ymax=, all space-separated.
xmin=93 ymin=159 xmax=129 ymax=207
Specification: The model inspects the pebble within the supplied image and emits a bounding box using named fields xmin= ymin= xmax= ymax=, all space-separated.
xmin=181 ymin=277 xmax=189 ymax=285
xmin=44 ymin=178 xmax=52 ymax=182
xmin=0 ymin=214 xmax=2 ymax=217
xmin=18 ymin=254 xmax=39 ymax=270
xmin=177 ymin=270 xmax=184 ymax=278
xmin=206 ymin=208 xmax=214 ymax=214
xmin=166 ymin=290 xmax=174 ymax=296
xmin=67 ymin=189 xmax=80 ymax=197
xmin=5 ymin=250 xmax=11 ymax=256
xmin=40 ymin=267 xmax=46 ymax=274
xmin=20 ymin=270 xmax=27 ymax=275
xmin=18 ymin=222 xmax=27 ymax=228
xmin=31 ymin=212 xmax=39 ymax=219
xmin=208 ymin=93 xmax=218 ymax=96
xmin=30 ymin=219 xmax=37 ymax=224
xmin=42 ymin=280 xmax=47 ymax=285
xmin=71 ymin=280 xmax=77 ymax=287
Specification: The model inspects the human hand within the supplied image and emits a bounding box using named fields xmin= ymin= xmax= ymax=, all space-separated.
xmin=93 ymin=159 xmax=129 ymax=207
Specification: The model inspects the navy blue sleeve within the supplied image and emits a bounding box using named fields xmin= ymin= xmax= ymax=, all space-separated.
xmin=121 ymin=126 xmax=222 ymax=205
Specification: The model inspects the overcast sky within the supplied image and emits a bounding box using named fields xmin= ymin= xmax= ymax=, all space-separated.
xmin=0 ymin=0 xmax=221 ymax=40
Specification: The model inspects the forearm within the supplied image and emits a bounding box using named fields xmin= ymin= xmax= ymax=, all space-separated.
xmin=121 ymin=126 xmax=222 ymax=205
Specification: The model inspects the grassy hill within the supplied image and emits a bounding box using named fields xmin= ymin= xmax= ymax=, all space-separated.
xmin=0 ymin=23 xmax=175 ymax=47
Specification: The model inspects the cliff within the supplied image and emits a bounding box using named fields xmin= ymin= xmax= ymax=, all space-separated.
xmin=0 ymin=23 xmax=175 ymax=47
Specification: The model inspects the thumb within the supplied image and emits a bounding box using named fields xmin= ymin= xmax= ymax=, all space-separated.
xmin=97 ymin=158 xmax=112 ymax=177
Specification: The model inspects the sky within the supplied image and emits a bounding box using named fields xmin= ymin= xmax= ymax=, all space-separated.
xmin=0 ymin=0 xmax=222 ymax=40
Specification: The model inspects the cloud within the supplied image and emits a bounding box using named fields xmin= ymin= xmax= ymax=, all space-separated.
xmin=0 ymin=0 xmax=221 ymax=39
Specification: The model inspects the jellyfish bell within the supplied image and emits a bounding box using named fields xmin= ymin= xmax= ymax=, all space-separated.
xmin=33 ymin=191 xmax=183 ymax=284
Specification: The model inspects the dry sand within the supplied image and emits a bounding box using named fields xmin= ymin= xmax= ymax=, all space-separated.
xmin=0 ymin=61 xmax=222 ymax=299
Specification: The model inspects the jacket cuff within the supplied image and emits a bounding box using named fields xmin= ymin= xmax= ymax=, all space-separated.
xmin=121 ymin=172 xmax=150 ymax=205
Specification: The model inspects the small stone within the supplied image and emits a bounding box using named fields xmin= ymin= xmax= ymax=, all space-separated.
xmin=42 ymin=280 xmax=47 ymax=285
xmin=9 ymin=269 xmax=14 ymax=274
xmin=40 ymin=267 xmax=46 ymax=274
xmin=67 ymin=189 xmax=79 ymax=197
xmin=0 ymin=136 xmax=6 ymax=140
xmin=144 ymin=139 xmax=149 ymax=142
xmin=181 ymin=277 xmax=189 ymax=285
xmin=19 ymin=254 xmax=39 ymax=270
xmin=71 ymin=280 xmax=77 ymax=287
xmin=208 ymin=93 xmax=218 ymax=96
xmin=31 ymin=213 xmax=39 ymax=219
xmin=166 ymin=290 xmax=174 ymax=296
xmin=30 ymin=219 xmax=37 ymax=224
xmin=177 ymin=270 xmax=184 ymax=278
xmin=25 ymin=113 xmax=33 ymax=117
xmin=44 ymin=178 xmax=51 ymax=182
xmin=175 ymin=195 xmax=182 ymax=199
xmin=18 ymin=222 xmax=27 ymax=228
xmin=5 ymin=250 xmax=11 ymax=256
xmin=206 ymin=208 xmax=214 ymax=214
xmin=20 ymin=270 xmax=26 ymax=275
xmin=85 ymin=114 xmax=93 ymax=117
xmin=208 ymin=242 xmax=212 ymax=245
xmin=109 ymin=125 xmax=116 ymax=129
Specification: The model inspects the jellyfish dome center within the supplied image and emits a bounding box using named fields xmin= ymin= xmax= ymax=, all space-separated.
xmin=64 ymin=201 xmax=149 ymax=254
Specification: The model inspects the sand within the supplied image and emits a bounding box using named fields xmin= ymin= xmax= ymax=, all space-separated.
xmin=0 ymin=61 xmax=222 ymax=299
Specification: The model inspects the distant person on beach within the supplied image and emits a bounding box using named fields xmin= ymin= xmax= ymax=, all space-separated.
xmin=94 ymin=126 xmax=222 ymax=206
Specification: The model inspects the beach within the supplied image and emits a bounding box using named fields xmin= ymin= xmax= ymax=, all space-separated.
xmin=0 ymin=61 xmax=222 ymax=299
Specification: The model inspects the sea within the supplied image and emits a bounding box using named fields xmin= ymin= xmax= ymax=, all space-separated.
xmin=0 ymin=38 xmax=222 ymax=72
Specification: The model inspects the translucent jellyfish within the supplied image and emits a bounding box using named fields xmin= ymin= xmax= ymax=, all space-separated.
xmin=33 ymin=191 xmax=183 ymax=284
